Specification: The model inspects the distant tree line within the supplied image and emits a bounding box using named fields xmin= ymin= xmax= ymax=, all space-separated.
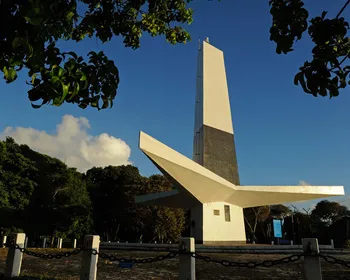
xmin=244 ymin=199 xmax=350 ymax=247
xmin=0 ymin=137 xmax=349 ymax=247
xmin=0 ymin=137 xmax=184 ymax=245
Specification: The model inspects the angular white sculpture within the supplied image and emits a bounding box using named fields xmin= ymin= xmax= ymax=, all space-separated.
xmin=136 ymin=39 xmax=345 ymax=245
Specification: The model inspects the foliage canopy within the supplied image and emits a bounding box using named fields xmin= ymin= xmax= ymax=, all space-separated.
xmin=0 ymin=0 xmax=193 ymax=109
xmin=269 ymin=0 xmax=350 ymax=98
xmin=0 ymin=137 xmax=185 ymax=243
xmin=1 ymin=0 xmax=348 ymax=110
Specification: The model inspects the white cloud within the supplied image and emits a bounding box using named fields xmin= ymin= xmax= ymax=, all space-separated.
xmin=286 ymin=180 xmax=313 ymax=210
xmin=288 ymin=180 xmax=344 ymax=211
xmin=298 ymin=180 xmax=310 ymax=186
xmin=0 ymin=115 xmax=131 ymax=172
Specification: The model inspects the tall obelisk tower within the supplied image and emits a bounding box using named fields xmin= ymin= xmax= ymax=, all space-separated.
xmin=135 ymin=38 xmax=344 ymax=245
xmin=193 ymin=38 xmax=240 ymax=185
xmin=190 ymin=38 xmax=246 ymax=244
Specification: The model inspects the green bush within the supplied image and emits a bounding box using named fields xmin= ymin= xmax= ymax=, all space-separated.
xmin=343 ymin=239 xmax=350 ymax=248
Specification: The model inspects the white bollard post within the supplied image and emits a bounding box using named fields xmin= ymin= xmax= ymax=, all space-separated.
xmin=4 ymin=233 xmax=26 ymax=278
xmin=73 ymin=239 xmax=77 ymax=249
xmin=42 ymin=238 xmax=47 ymax=248
xmin=80 ymin=235 xmax=100 ymax=280
xmin=330 ymin=239 xmax=334 ymax=248
xmin=271 ymin=241 xmax=274 ymax=245
xmin=2 ymin=236 xmax=7 ymax=248
xmin=57 ymin=238 xmax=63 ymax=249
xmin=302 ymin=238 xmax=322 ymax=280
xmin=179 ymin=237 xmax=195 ymax=280
xmin=291 ymin=240 xmax=294 ymax=246
xmin=24 ymin=237 xmax=28 ymax=248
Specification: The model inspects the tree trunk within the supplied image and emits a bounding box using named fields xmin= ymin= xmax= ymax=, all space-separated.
xmin=50 ymin=236 xmax=55 ymax=248
xmin=114 ymin=224 xmax=120 ymax=241
xmin=244 ymin=216 xmax=255 ymax=243
xmin=260 ymin=222 xmax=267 ymax=241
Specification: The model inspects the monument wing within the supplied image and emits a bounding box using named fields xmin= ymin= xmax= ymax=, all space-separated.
xmin=137 ymin=131 xmax=344 ymax=208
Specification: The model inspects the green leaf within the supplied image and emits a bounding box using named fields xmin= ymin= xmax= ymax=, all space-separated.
xmin=31 ymin=103 xmax=42 ymax=109
xmin=50 ymin=65 xmax=59 ymax=77
xmin=102 ymin=99 xmax=109 ymax=109
xmin=78 ymin=103 xmax=88 ymax=109
xmin=88 ymin=51 xmax=97 ymax=58
xmin=80 ymin=75 xmax=88 ymax=90
xmin=294 ymin=72 xmax=302 ymax=86
xmin=319 ymin=87 xmax=327 ymax=97
xmin=68 ymin=82 xmax=80 ymax=101
xmin=53 ymin=97 xmax=62 ymax=106
xmin=62 ymin=52 xmax=78 ymax=60
xmin=329 ymin=86 xmax=339 ymax=98
xmin=8 ymin=57 xmax=23 ymax=68
xmin=80 ymin=72 xmax=87 ymax=81
xmin=294 ymin=71 xmax=312 ymax=94
xmin=58 ymin=68 xmax=64 ymax=78
xmin=25 ymin=43 xmax=34 ymax=61
xmin=65 ymin=11 xmax=75 ymax=22
xmin=50 ymin=76 xmax=61 ymax=85
xmin=24 ymin=16 xmax=42 ymax=26
xmin=3 ymin=66 xmax=17 ymax=83
xmin=65 ymin=59 xmax=77 ymax=74
xmin=91 ymin=96 xmax=100 ymax=108
xmin=31 ymin=74 xmax=37 ymax=85
xmin=60 ymin=83 xmax=70 ymax=102
xmin=12 ymin=37 xmax=26 ymax=49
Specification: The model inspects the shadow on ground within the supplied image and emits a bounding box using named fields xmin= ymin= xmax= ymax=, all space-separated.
xmin=0 ymin=274 xmax=56 ymax=280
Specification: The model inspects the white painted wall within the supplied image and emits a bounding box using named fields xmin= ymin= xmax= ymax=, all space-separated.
xmin=190 ymin=201 xmax=246 ymax=243
xmin=202 ymin=202 xmax=246 ymax=242
xmin=202 ymin=41 xmax=233 ymax=134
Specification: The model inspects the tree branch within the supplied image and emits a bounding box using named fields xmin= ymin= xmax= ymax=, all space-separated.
xmin=329 ymin=52 xmax=350 ymax=72
xmin=52 ymin=187 xmax=69 ymax=200
xmin=244 ymin=215 xmax=254 ymax=234
xmin=338 ymin=53 xmax=350 ymax=66
xmin=337 ymin=0 xmax=350 ymax=18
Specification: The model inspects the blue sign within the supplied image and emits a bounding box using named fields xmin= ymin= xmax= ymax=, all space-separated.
xmin=273 ymin=219 xmax=282 ymax=238
xmin=119 ymin=262 xmax=134 ymax=269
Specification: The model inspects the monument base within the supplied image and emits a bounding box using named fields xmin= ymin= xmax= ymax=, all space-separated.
xmin=190 ymin=202 xmax=246 ymax=245
xmin=201 ymin=241 xmax=247 ymax=245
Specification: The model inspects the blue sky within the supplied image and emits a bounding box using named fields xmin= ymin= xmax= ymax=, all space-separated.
xmin=0 ymin=0 xmax=349 ymax=210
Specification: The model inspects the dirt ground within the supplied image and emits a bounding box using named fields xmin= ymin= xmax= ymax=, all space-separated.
xmin=0 ymin=248 xmax=350 ymax=280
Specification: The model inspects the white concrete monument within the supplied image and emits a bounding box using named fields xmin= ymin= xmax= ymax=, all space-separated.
xmin=136 ymin=39 xmax=345 ymax=245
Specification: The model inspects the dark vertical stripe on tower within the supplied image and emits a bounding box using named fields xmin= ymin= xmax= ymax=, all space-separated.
xmin=202 ymin=125 xmax=240 ymax=185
